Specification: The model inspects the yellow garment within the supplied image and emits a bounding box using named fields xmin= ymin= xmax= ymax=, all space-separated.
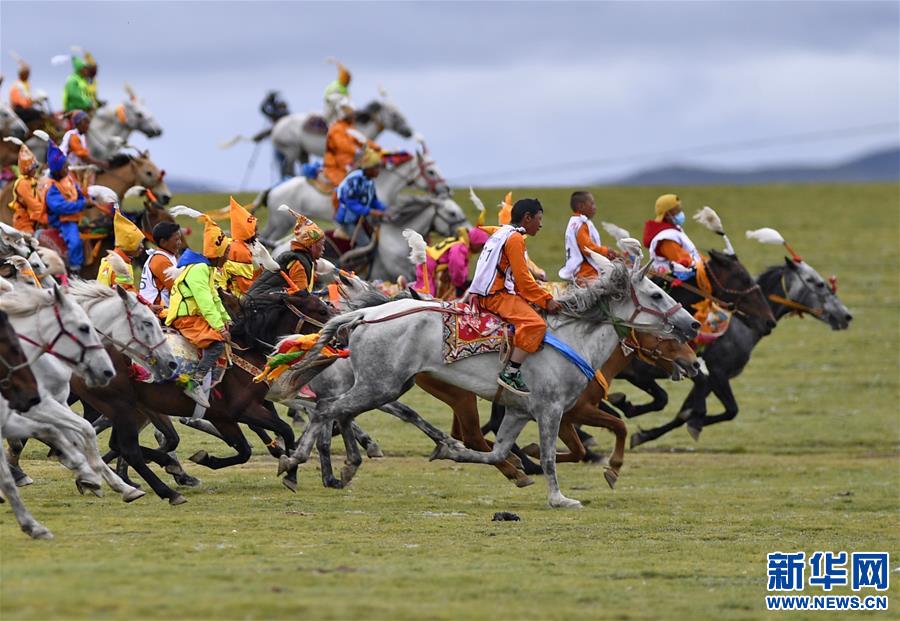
xmin=358 ymin=146 xmax=382 ymax=169
xmin=96 ymin=248 xmax=136 ymax=291
xmin=654 ymin=194 xmax=681 ymax=222
xmin=202 ymin=215 xmax=228 ymax=258
xmin=228 ymin=196 xmax=257 ymax=241
xmin=113 ymin=209 xmax=145 ymax=252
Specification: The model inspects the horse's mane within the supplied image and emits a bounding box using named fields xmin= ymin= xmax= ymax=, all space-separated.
xmin=344 ymin=287 xmax=412 ymax=311
xmin=756 ymin=264 xmax=785 ymax=294
xmin=354 ymin=101 xmax=383 ymax=125
xmin=387 ymin=197 xmax=439 ymax=226
xmin=108 ymin=153 xmax=134 ymax=168
xmin=66 ymin=279 xmax=117 ymax=301
xmin=555 ymin=262 xmax=630 ymax=322
xmin=0 ymin=285 xmax=54 ymax=316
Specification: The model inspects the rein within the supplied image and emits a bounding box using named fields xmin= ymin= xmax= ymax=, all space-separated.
xmin=769 ymin=270 xmax=824 ymax=318
xmin=16 ymin=302 xmax=105 ymax=366
xmin=284 ymin=299 xmax=328 ymax=332
xmin=97 ymin=296 xmax=169 ymax=369
xmin=620 ymin=328 xmax=678 ymax=366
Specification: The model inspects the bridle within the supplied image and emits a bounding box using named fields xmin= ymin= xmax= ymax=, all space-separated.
xmin=623 ymin=284 xmax=683 ymax=334
xmin=620 ymin=328 xmax=679 ymax=367
xmin=768 ymin=267 xmax=827 ymax=318
xmin=16 ymin=300 xmax=105 ymax=366
xmin=96 ymin=295 xmax=169 ymax=370
xmin=284 ymin=298 xmax=328 ymax=333
xmin=704 ymin=261 xmax=764 ymax=319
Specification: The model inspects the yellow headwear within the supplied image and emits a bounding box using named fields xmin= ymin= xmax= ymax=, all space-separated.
xmin=228 ymin=196 xmax=257 ymax=241
xmin=292 ymin=214 xmax=325 ymax=250
xmin=16 ymin=143 xmax=37 ymax=176
xmin=338 ymin=63 xmax=351 ymax=87
xmin=654 ymin=194 xmax=681 ymax=222
xmin=358 ymin=147 xmax=382 ymax=170
xmin=113 ymin=209 xmax=146 ymax=253
xmin=202 ymin=215 xmax=228 ymax=258
xmin=498 ymin=192 xmax=513 ymax=225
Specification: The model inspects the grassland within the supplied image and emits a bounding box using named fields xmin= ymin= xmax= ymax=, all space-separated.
xmin=1 ymin=183 xmax=897 ymax=620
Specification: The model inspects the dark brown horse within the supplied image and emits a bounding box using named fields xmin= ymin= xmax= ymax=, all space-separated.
xmin=71 ymin=290 xmax=331 ymax=504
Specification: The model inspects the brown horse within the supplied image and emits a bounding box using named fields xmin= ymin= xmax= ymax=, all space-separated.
xmin=70 ymin=291 xmax=331 ymax=504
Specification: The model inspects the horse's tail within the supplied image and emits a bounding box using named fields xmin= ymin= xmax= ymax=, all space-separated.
xmin=295 ymin=310 xmax=366 ymax=369
xmin=252 ymin=187 xmax=270 ymax=210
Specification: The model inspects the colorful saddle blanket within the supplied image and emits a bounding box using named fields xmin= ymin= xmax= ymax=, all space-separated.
xmin=131 ymin=330 xmax=226 ymax=383
xmin=440 ymin=301 xmax=511 ymax=364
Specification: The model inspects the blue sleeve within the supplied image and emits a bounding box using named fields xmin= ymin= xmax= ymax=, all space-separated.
xmin=371 ymin=197 xmax=386 ymax=212
xmin=344 ymin=197 xmax=370 ymax=217
xmin=46 ymin=186 xmax=86 ymax=215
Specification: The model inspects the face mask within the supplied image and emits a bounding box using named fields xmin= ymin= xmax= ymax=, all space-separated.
xmin=671 ymin=212 xmax=686 ymax=226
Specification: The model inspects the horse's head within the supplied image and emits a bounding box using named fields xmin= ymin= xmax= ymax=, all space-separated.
xmin=0 ymin=102 xmax=27 ymax=139
xmin=430 ymin=196 xmax=470 ymax=238
xmin=0 ymin=308 xmax=40 ymax=412
xmin=0 ymin=223 xmax=33 ymax=259
xmin=629 ymin=330 xmax=700 ymax=381
xmin=360 ymin=99 xmax=413 ymax=139
xmin=413 ymin=142 xmax=451 ymax=196
xmin=112 ymin=285 xmax=178 ymax=380
xmin=121 ymin=89 xmax=163 ymax=138
xmin=130 ymin=151 xmax=171 ymax=205
xmin=626 ymin=261 xmax=700 ymax=343
xmin=707 ymin=249 xmax=776 ymax=335
xmin=783 ymin=258 xmax=853 ymax=331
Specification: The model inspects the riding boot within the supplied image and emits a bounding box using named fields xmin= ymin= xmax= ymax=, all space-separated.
xmin=184 ymin=342 xmax=225 ymax=413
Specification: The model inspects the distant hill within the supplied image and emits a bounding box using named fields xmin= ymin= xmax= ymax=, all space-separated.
xmin=615 ymin=146 xmax=900 ymax=186
xmin=166 ymin=177 xmax=226 ymax=194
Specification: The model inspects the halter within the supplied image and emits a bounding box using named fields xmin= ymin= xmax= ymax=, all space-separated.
xmin=16 ymin=301 xmax=105 ymax=367
xmin=624 ymin=283 xmax=683 ymax=334
xmin=0 ymin=344 xmax=40 ymax=393
xmin=97 ymin=295 xmax=169 ymax=370
xmin=620 ymin=328 xmax=678 ymax=367
xmin=704 ymin=262 xmax=763 ymax=319
xmin=768 ymin=268 xmax=825 ymax=318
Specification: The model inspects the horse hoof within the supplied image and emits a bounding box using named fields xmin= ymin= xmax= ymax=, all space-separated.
xmin=629 ymin=433 xmax=646 ymax=449
xmin=281 ymin=477 xmax=298 ymax=493
xmin=277 ymin=455 xmax=296 ymax=476
xmin=428 ymin=443 xmax=452 ymax=462
xmin=27 ymin=525 xmax=54 ymax=540
xmin=75 ymin=479 xmax=102 ymax=497
xmin=188 ymin=450 xmax=208 ymax=464
xmin=607 ymin=392 xmax=627 ymax=408
xmin=323 ymin=476 xmax=344 ymax=489
xmin=686 ymin=424 xmax=702 ymax=442
xmin=514 ymin=476 xmax=535 ymax=488
xmin=122 ymin=488 xmax=146 ymax=503
xmin=169 ymin=493 xmax=188 ymax=506
xmin=340 ymin=465 xmax=357 ymax=485
xmin=174 ymin=473 xmax=202 ymax=488
xmin=604 ymin=468 xmax=619 ymax=489
xmin=521 ymin=443 xmax=540 ymax=459
xmin=14 ymin=475 xmax=34 ymax=488
xmin=365 ymin=443 xmax=384 ymax=459
xmin=583 ymin=451 xmax=609 ymax=466
xmin=549 ymin=495 xmax=583 ymax=509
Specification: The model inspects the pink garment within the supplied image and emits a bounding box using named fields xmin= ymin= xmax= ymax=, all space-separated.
xmin=414 ymin=241 xmax=470 ymax=295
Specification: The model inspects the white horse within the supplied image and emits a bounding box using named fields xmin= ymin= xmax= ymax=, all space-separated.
xmin=256 ymin=149 xmax=451 ymax=243
xmin=0 ymin=102 xmax=27 ymax=138
xmin=88 ymin=89 xmax=163 ymax=160
xmin=269 ymin=99 xmax=413 ymax=176
xmin=279 ymin=257 xmax=700 ymax=508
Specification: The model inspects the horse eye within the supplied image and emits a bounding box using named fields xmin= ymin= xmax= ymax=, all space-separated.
xmin=815 ymin=282 xmax=825 ymax=288
xmin=143 ymin=320 xmax=153 ymax=327
xmin=79 ymin=325 xmax=90 ymax=334
xmin=146 ymin=171 xmax=153 ymax=177
xmin=651 ymin=292 xmax=663 ymax=300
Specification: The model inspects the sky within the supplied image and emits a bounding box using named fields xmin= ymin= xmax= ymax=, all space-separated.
xmin=1 ymin=1 xmax=898 ymax=190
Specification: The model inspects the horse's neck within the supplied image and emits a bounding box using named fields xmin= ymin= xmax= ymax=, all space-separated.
xmin=355 ymin=118 xmax=381 ymax=140
xmin=376 ymin=165 xmax=413 ymax=202
xmin=757 ymin=266 xmax=792 ymax=323
xmin=551 ymin=320 xmax=619 ymax=371
xmin=95 ymin=164 xmax=133 ymax=196
xmin=600 ymin=342 xmax=631 ymax=381
xmin=91 ymin=108 xmax=128 ymax=139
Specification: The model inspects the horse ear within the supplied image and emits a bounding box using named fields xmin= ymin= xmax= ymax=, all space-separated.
xmin=784 ymin=256 xmax=798 ymax=270
xmin=52 ymin=282 xmax=64 ymax=303
xmin=638 ymin=260 xmax=652 ymax=280
xmin=114 ymin=284 xmax=129 ymax=301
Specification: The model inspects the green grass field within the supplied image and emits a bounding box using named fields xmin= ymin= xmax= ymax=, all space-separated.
xmin=1 ymin=184 xmax=898 ymax=620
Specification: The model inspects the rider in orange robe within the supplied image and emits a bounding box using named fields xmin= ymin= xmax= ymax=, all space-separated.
xmin=7 ymin=140 xmax=46 ymax=234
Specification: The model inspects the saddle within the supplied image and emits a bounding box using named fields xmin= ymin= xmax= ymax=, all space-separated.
xmin=302 ymin=115 xmax=329 ymax=136
xmin=132 ymin=330 xmax=228 ymax=383
xmin=440 ymin=300 xmax=512 ymax=364
xmin=309 ymin=174 xmax=335 ymax=196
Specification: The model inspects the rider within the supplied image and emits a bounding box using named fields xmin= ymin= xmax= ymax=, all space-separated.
xmin=323 ymin=99 xmax=379 ymax=190
xmin=249 ymin=213 xmax=325 ymax=296
xmin=260 ymin=90 xmax=290 ymax=123
xmin=334 ymin=148 xmax=385 ymax=248
xmin=642 ymin=193 xmax=701 ymax=281
xmin=44 ymin=140 xmax=88 ymax=275
xmin=62 ymin=52 xmax=97 ymax=114
xmin=9 ymin=57 xmax=41 ymax=124
xmin=96 ymin=209 xmax=145 ymax=291
xmin=140 ymin=221 xmax=182 ymax=308
xmin=60 ymin=111 xmax=107 ymax=187
xmin=559 ymin=191 xmax=616 ymax=283
xmin=7 ymin=140 xmax=46 ymax=235
xmin=414 ymin=226 xmax=490 ymax=298
xmin=468 ymin=198 xmax=561 ymax=395
xmin=218 ymin=196 xmax=259 ymax=298
xmin=323 ymin=60 xmax=352 ymax=124
xmin=166 ymin=213 xmax=231 ymax=408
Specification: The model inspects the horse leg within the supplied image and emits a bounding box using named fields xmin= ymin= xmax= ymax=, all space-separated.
xmin=349 ymin=421 xmax=383 ymax=459
xmin=483 ymin=402 xmax=543 ymax=476
xmin=535 ymin=411 xmax=581 ymax=509
xmin=693 ymin=374 xmax=739 ymax=430
xmin=617 ymin=376 xmax=670 ymax=419
xmin=112 ymin=421 xmax=185 ymax=505
xmin=569 ymin=405 xmax=627 ymax=488
xmin=317 ymin=422 xmax=342 ymax=489
xmin=430 ymin=409 xmax=530 ymax=466
xmin=188 ymin=417 xmax=252 ymax=471
xmin=5 ymin=439 xmax=33 ymax=486
xmin=339 ymin=420 xmax=364 ymax=486
xmin=0 ymin=433 xmax=52 ymax=539
xmin=629 ymin=412 xmax=690 ymax=448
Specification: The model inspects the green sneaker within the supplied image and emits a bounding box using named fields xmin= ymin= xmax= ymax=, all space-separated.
xmin=498 ymin=369 xmax=530 ymax=396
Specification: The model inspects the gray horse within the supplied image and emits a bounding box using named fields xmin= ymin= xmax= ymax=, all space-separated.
xmin=280 ymin=259 xmax=699 ymax=508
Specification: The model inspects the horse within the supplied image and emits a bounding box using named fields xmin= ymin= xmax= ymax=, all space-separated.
xmin=278 ymin=258 xmax=699 ymax=508
xmin=87 ymin=93 xmax=163 ymax=160
xmin=0 ymin=308 xmax=52 ymax=539
xmin=629 ymin=257 xmax=853 ymax=447
xmin=269 ymin=99 xmax=414 ymax=177
xmin=0 ymin=102 xmax=27 ymax=140
xmin=256 ymin=149 xmax=451 ymax=243
xmin=71 ymin=290 xmax=332 ymax=504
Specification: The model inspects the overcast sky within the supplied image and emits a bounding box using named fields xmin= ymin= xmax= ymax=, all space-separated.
xmin=2 ymin=1 xmax=898 ymax=189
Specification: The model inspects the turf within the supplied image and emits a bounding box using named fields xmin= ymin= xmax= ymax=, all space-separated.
xmin=1 ymin=183 xmax=897 ymax=621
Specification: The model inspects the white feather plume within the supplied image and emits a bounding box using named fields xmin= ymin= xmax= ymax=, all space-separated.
xmin=164 ymin=265 xmax=184 ymax=282
xmin=468 ymin=187 xmax=486 ymax=215
xmin=277 ymin=203 xmax=302 ymax=218
xmin=3 ymin=136 xmax=24 ymax=147
xmin=617 ymin=237 xmax=643 ymax=260
xmin=88 ymin=185 xmax=119 ymax=207
xmin=104 ymin=250 xmax=132 ymax=279
xmin=745 ymin=228 xmax=785 ymax=245
xmin=402 ymin=229 xmax=427 ymax=265
xmin=601 ymin=221 xmax=631 ymax=241
xmin=168 ymin=205 xmax=204 ymax=220
xmin=124 ymin=185 xmax=146 ymax=199
xmin=693 ymin=206 xmax=725 ymax=235
xmin=218 ymin=135 xmax=248 ymax=149
xmin=32 ymin=129 xmax=50 ymax=142
xmin=50 ymin=54 xmax=71 ymax=66
xmin=36 ymin=247 xmax=65 ymax=276
xmin=586 ymin=249 xmax=614 ymax=270
xmin=250 ymin=240 xmax=280 ymax=272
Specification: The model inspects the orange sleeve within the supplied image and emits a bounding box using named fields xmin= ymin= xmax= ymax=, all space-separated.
xmin=576 ymin=223 xmax=610 ymax=258
xmin=10 ymin=85 xmax=30 ymax=109
xmin=657 ymin=240 xmax=694 ymax=267
xmin=504 ymin=233 xmax=552 ymax=308
xmin=287 ymin=260 xmax=309 ymax=291
xmin=15 ymin=180 xmax=44 ymax=219
xmin=150 ymin=255 xmax=174 ymax=290
xmin=69 ymin=133 xmax=90 ymax=158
